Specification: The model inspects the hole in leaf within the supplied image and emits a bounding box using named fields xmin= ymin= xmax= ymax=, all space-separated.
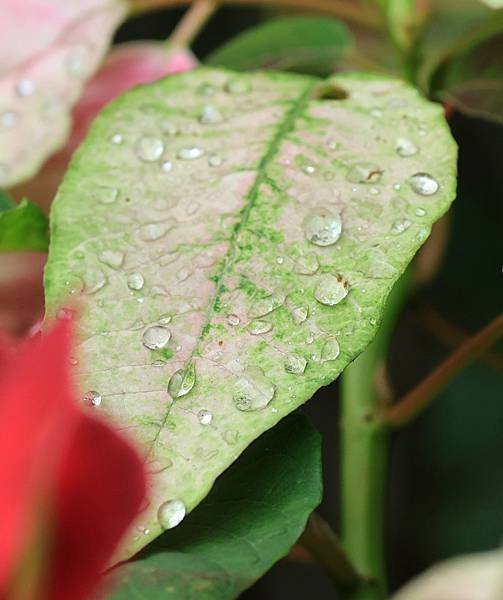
xmin=312 ymin=83 xmax=349 ymax=101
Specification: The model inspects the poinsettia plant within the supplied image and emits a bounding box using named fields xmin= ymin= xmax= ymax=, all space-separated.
xmin=0 ymin=1 xmax=502 ymax=599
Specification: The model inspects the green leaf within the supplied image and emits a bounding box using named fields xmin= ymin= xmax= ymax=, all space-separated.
xmin=385 ymin=0 xmax=431 ymax=51
xmin=480 ymin=0 xmax=503 ymax=7
xmin=0 ymin=198 xmax=49 ymax=252
xmin=206 ymin=16 xmax=352 ymax=76
xmin=109 ymin=412 xmax=321 ymax=600
xmin=0 ymin=190 xmax=15 ymax=211
xmin=44 ymin=68 xmax=457 ymax=559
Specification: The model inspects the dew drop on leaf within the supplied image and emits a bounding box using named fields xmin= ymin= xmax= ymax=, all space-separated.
xmin=127 ymin=272 xmax=145 ymax=291
xmin=390 ymin=219 xmax=411 ymax=235
xmin=284 ymin=354 xmax=307 ymax=374
xmin=157 ymin=499 xmax=186 ymax=530
xmin=168 ymin=363 xmax=196 ymax=398
xmin=109 ymin=133 xmax=123 ymax=145
xmin=198 ymin=409 xmax=213 ymax=425
xmin=291 ymin=306 xmax=309 ymax=323
xmin=178 ymin=146 xmax=205 ymax=160
xmin=247 ymin=320 xmax=272 ymax=335
xmin=142 ymin=326 xmax=171 ymax=350
xmin=321 ymin=338 xmax=340 ymax=362
xmin=199 ymin=105 xmax=223 ymax=125
xmin=161 ymin=160 xmax=173 ymax=173
xmin=208 ymin=153 xmax=223 ymax=167
xmin=314 ymin=274 xmax=349 ymax=306
xmin=233 ymin=368 xmax=275 ymax=411
xmin=83 ymin=390 xmax=102 ymax=407
xmin=346 ymin=162 xmax=382 ymax=184
xmin=135 ymin=136 xmax=165 ymax=162
xmin=396 ymin=138 xmax=419 ymax=157
xmin=409 ymin=172 xmax=439 ymax=195
xmin=304 ymin=209 xmax=342 ymax=247
xmin=226 ymin=314 xmax=240 ymax=326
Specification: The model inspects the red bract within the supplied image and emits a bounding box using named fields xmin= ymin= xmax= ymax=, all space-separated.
xmin=0 ymin=319 xmax=146 ymax=599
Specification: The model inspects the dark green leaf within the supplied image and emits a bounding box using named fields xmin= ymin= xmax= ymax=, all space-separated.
xmin=109 ymin=413 xmax=322 ymax=600
xmin=0 ymin=190 xmax=15 ymax=212
xmin=0 ymin=198 xmax=49 ymax=252
xmin=206 ymin=16 xmax=352 ymax=76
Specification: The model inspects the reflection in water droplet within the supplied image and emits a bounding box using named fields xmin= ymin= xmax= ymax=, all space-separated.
xmin=135 ymin=136 xmax=164 ymax=162
xmin=142 ymin=326 xmax=171 ymax=350
xmin=127 ymin=272 xmax=144 ymax=290
xmin=98 ymin=250 xmax=124 ymax=269
xmin=158 ymin=499 xmax=186 ymax=530
xmin=198 ymin=409 xmax=213 ymax=425
xmin=396 ymin=138 xmax=418 ymax=157
xmin=284 ymin=354 xmax=307 ymax=374
xmin=291 ymin=306 xmax=308 ymax=323
xmin=83 ymin=390 xmax=101 ymax=407
xmin=178 ymin=146 xmax=205 ymax=160
xmin=390 ymin=219 xmax=411 ymax=235
xmin=321 ymin=338 xmax=340 ymax=362
xmin=314 ymin=274 xmax=349 ymax=306
xmin=409 ymin=172 xmax=439 ymax=195
xmin=304 ymin=209 xmax=342 ymax=247
xmin=15 ymin=79 xmax=35 ymax=97
xmin=233 ymin=368 xmax=275 ymax=411
xmin=168 ymin=362 xmax=196 ymax=398
xmin=199 ymin=105 xmax=223 ymax=124
xmin=226 ymin=314 xmax=240 ymax=326
xmin=247 ymin=320 xmax=272 ymax=335
xmin=109 ymin=133 xmax=123 ymax=145
xmin=347 ymin=163 xmax=382 ymax=184
xmin=208 ymin=153 xmax=223 ymax=167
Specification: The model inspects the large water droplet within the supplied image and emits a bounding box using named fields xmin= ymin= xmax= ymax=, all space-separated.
xmin=128 ymin=272 xmax=144 ymax=291
xmin=135 ymin=136 xmax=164 ymax=162
xmin=199 ymin=105 xmax=223 ymax=125
xmin=291 ymin=306 xmax=308 ymax=323
xmin=284 ymin=354 xmax=307 ymax=374
xmin=314 ymin=274 xmax=349 ymax=306
xmin=321 ymin=338 xmax=340 ymax=362
xmin=142 ymin=326 xmax=171 ymax=350
xmin=83 ymin=390 xmax=101 ymax=407
xmin=15 ymin=79 xmax=35 ymax=97
xmin=198 ymin=409 xmax=213 ymax=425
xmin=168 ymin=362 xmax=196 ymax=398
xmin=304 ymin=209 xmax=342 ymax=247
xmin=347 ymin=162 xmax=382 ymax=184
xmin=98 ymin=250 xmax=124 ymax=269
xmin=247 ymin=320 xmax=272 ymax=335
xmin=157 ymin=499 xmax=186 ymax=530
xmin=396 ymin=138 xmax=419 ymax=157
xmin=226 ymin=314 xmax=240 ymax=326
xmin=178 ymin=146 xmax=205 ymax=160
xmin=233 ymin=368 xmax=275 ymax=411
xmin=409 ymin=172 xmax=439 ymax=195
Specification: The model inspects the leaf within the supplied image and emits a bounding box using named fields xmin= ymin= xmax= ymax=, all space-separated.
xmin=384 ymin=0 xmax=431 ymax=51
xmin=0 ymin=199 xmax=49 ymax=252
xmin=480 ymin=0 xmax=503 ymax=7
xmin=44 ymin=68 xmax=457 ymax=559
xmin=206 ymin=16 xmax=352 ymax=76
xmin=392 ymin=549 xmax=503 ymax=600
xmin=0 ymin=190 xmax=15 ymax=211
xmin=108 ymin=412 xmax=321 ymax=600
xmin=0 ymin=0 xmax=127 ymax=188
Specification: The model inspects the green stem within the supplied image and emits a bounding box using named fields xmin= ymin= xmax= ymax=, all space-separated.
xmin=340 ymin=273 xmax=411 ymax=599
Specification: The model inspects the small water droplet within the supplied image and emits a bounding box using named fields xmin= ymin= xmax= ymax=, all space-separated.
xmin=225 ymin=78 xmax=250 ymax=94
xmin=393 ymin=183 xmax=401 ymax=191
xmin=248 ymin=294 xmax=283 ymax=318
xmin=98 ymin=250 xmax=124 ymax=269
xmin=415 ymin=207 xmax=426 ymax=217
xmin=127 ymin=272 xmax=144 ymax=290
xmin=284 ymin=354 xmax=307 ymax=374
xmin=157 ymin=499 xmax=186 ymax=530
xmin=233 ymin=368 xmax=275 ymax=411
xmin=409 ymin=172 xmax=439 ymax=195
xmin=370 ymin=317 xmax=377 ymax=325
xmin=369 ymin=187 xmax=380 ymax=196
xmin=304 ymin=209 xmax=342 ymax=247
xmin=247 ymin=320 xmax=272 ymax=335
xmin=276 ymin=256 xmax=284 ymax=265
xmin=0 ymin=111 xmax=17 ymax=128
xmin=109 ymin=133 xmax=123 ymax=145
xmin=135 ymin=135 xmax=164 ymax=162
xmin=15 ymin=79 xmax=35 ymax=97
xmin=226 ymin=314 xmax=240 ymax=326
xmin=292 ymin=306 xmax=308 ymax=323
xmin=142 ymin=326 xmax=171 ymax=350
xmin=347 ymin=162 xmax=382 ymax=184
xmin=390 ymin=219 xmax=411 ymax=235
xmin=168 ymin=362 xmax=196 ymax=398
xmin=302 ymin=164 xmax=316 ymax=175
xmin=139 ymin=222 xmax=169 ymax=241
xmin=178 ymin=146 xmax=205 ymax=160
xmin=314 ymin=274 xmax=349 ymax=306
xmin=158 ymin=314 xmax=172 ymax=325
xmin=83 ymin=390 xmax=101 ymax=407
xmin=198 ymin=409 xmax=213 ymax=425
xmin=396 ymin=138 xmax=419 ymax=157
xmin=208 ymin=153 xmax=223 ymax=167
xmin=199 ymin=105 xmax=223 ymax=125
xmin=98 ymin=186 xmax=118 ymax=205
xmin=161 ymin=160 xmax=173 ymax=173
xmin=321 ymin=338 xmax=340 ymax=362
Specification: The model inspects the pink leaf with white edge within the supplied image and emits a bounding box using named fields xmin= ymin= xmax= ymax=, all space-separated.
xmin=0 ymin=0 xmax=127 ymax=188
xmin=11 ymin=44 xmax=197 ymax=210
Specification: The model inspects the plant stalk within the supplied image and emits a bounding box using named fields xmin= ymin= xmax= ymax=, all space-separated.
xmin=168 ymin=0 xmax=219 ymax=48
xmin=340 ymin=274 xmax=410 ymax=599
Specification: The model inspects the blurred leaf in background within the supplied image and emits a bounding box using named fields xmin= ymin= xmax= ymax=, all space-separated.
xmin=0 ymin=198 xmax=48 ymax=252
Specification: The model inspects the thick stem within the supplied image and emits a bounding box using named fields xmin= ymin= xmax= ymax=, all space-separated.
xmin=168 ymin=0 xmax=219 ymax=48
xmin=340 ymin=274 xmax=410 ymax=599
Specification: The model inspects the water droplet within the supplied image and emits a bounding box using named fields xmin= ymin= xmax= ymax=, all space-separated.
xmin=142 ymin=326 xmax=171 ymax=350
xmin=291 ymin=306 xmax=308 ymax=323
xmin=314 ymin=274 xmax=349 ymax=306
xmin=83 ymin=269 xmax=107 ymax=294
xmin=158 ymin=314 xmax=172 ymax=325
xmin=109 ymin=133 xmax=123 ymax=145
xmin=199 ymin=105 xmax=223 ymax=125
xmin=65 ymin=45 xmax=89 ymax=76
xmin=139 ymin=222 xmax=170 ymax=241
xmin=223 ymin=429 xmax=239 ymax=445
xmin=247 ymin=320 xmax=272 ymax=335
xmin=208 ymin=153 xmax=223 ymax=167
xmin=83 ymin=390 xmax=101 ymax=407
xmin=326 ymin=139 xmax=338 ymax=150
xmin=321 ymin=338 xmax=340 ymax=362
xmin=393 ymin=183 xmax=401 ymax=191
xmin=0 ymin=111 xmax=17 ymax=128
xmin=347 ymin=162 xmax=382 ymax=184
xmin=396 ymin=138 xmax=418 ymax=157
xmin=157 ymin=499 xmax=186 ymax=530
xmin=409 ymin=172 xmax=439 ymax=195
xmin=135 ymin=136 xmax=164 ymax=162
xmin=225 ymin=78 xmax=250 ymax=94
xmin=98 ymin=186 xmax=118 ymax=205
xmin=284 ymin=354 xmax=307 ymax=374
xmin=233 ymin=368 xmax=275 ymax=411
xmin=226 ymin=314 xmax=240 ymax=326
xmin=15 ymin=79 xmax=35 ymax=97
xmin=178 ymin=146 xmax=204 ymax=160
xmin=276 ymin=256 xmax=284 ymax=265
xmin=198 ymin=409 xmax=213 ymax=425
xmin=168 ymin=362 xmax=196 ymax=398
xmin=127 ymin=272 xmax=144 ymax=290
xmin=391 ymin=219 xmax=411 ymax=235
xmin=369 ymin=187 xmax=380 ymax=196
xmin=161 ymin=160 xmax=173 ymax=173
xmin=370 ymin=107 xmax=383 ymax=118
xmin=98 ymin=250 xmax=124 ymax=269
xmin=293 ymin=252 xmax=319 ymax=275
xmin=248 ymin=294 xmax=283 ymax=318
xmin=304 ymin=210 xmax=342 ymax=247
xmin=303 ymin=164 xmax=316 ymax=175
